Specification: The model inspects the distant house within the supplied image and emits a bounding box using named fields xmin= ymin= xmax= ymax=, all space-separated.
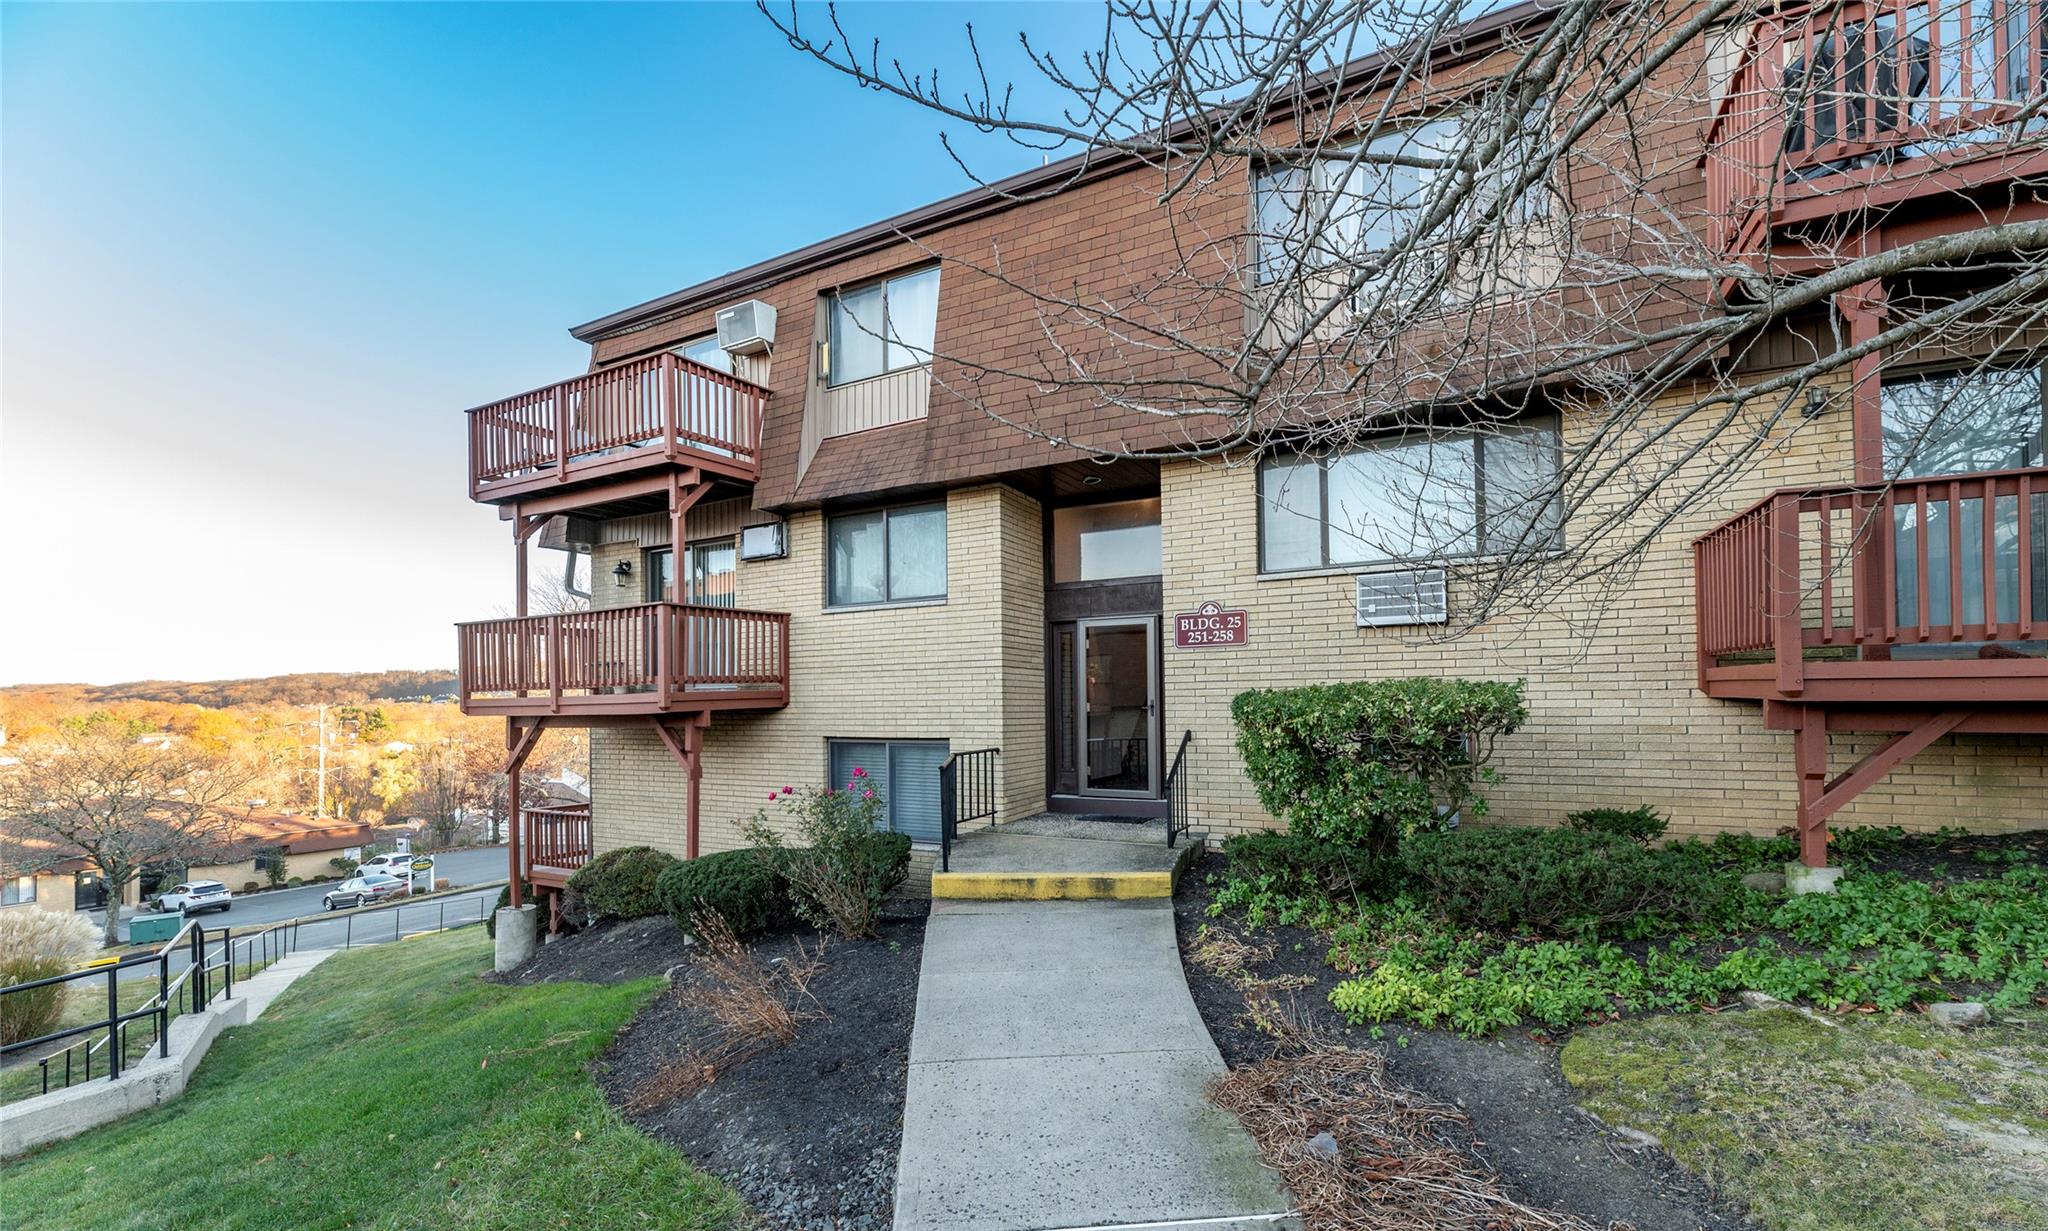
xmin=186 ymin=811 xmax=375 ymax=892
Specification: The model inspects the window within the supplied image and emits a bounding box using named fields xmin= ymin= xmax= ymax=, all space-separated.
xmin=1258 ymin=418 xmax=1563 ymax=571
xmin=828 ymin=740 xmax=950 ymax=843
xmin=673 ymin=333 xmax=733 ymax=375
xmin=2 ymin=875 xmax=34 ymax=907
xmin=1881 ymin=363 xmax=2048 ymax=627
xmin=827 ymin=266 xmax=940 ymax=386
xmin=1051 ymin=498 xmax=1163 ymax=583
xmin=1253 ymin=108 xmax=1549 ymax=289
xmin=827 ymin=502 xmax=947 ymax=606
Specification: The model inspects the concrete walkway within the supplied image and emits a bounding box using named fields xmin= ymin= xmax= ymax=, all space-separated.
xmin=893 ymin=899 xmax=1297 ymax=1231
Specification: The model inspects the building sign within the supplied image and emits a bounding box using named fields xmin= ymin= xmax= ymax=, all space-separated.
xmin=1174 ymin=601 xmax=1248 ymax=648
xmin=408 ymin=855 xmax=435 ymax=893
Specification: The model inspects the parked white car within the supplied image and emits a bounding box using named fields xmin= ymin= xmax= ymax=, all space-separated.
xmin=155 ymin=880 xmax=233 ymax=915
xmin=356 ymin=853 xmax=418 ymax=880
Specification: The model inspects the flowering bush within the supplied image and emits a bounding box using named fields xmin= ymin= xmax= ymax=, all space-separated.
xmin=743 ymin=772 xmax=909 ymax=939
xmin=0 ymin=908 xmax=100 ymax=1045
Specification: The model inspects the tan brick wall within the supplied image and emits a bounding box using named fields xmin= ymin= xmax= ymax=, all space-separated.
xmin=1159 ymin=391 xmax=2048 ymax=843
xmin=588 ymin=484 xmax=1048 ymax=859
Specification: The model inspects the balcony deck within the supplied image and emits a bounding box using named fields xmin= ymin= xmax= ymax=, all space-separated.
xmin=522 ymin=804 xmax=593 ymax=889
xmin=1705 ymin=0 xmax=2048 ymax=265
xmin=465 ymin=352 xmax=769 ymax=505
xmin=1693 ymin=465 xmax=2048 ymax=707
xmin=456 ymin=602 xmax=790 ymax=719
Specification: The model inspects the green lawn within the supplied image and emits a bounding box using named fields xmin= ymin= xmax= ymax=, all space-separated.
xmin=2 ymin=929 xmax=743 ymax=1231
xmin=1563 ymin=1008 xmax=2048 ymax=1231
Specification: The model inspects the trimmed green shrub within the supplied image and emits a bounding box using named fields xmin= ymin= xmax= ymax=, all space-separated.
xmin=567 ymin=846 xmax=679 ymax=920
xmin=1220 ymin=831 xmax=1390 ymax=899
xmin=1565 ymin=806 xmax=1668 ymax=845
xmin=1402 ymin=827 xmax=1721 ymax=939
xmin=657 ymin=850 xmax=797 ymax=939
xmin=1232 ymin=678 xmax=1528 ymax=856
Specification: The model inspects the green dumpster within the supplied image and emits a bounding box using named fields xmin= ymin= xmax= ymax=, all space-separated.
xmin=128 ymin=911 xmax=183 ymax=944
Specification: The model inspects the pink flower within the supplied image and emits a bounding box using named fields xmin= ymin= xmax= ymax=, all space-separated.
xmin=851 ymin=767 xmax=867 ymax=778
xmin=863 ymin=788 xmax=876 ymax=799
xmin=781 ymin=785 xmax=794 ymax=795
xmin=767 ymin=792 xmax=778 ymax=802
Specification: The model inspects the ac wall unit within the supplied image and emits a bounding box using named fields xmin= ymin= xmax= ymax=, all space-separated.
xmin=1355 ymin=568 xmax=1448 ymax=627
xmin=715 ymin=300 xmax=778 ymax=356
xmin=739 ymin=521 xmax=787 ymax=561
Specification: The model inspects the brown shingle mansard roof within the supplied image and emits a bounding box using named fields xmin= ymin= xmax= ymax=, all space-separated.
xmin=567 ymin=0 xmax=1560 ymax=344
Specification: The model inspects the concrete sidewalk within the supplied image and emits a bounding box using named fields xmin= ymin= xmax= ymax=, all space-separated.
xmin=892 ymin=899 xmax=1297 ymax=1231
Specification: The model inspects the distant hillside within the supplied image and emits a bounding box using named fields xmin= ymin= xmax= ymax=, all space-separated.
xmin=2 ymin=670 xmax=458 ymax=709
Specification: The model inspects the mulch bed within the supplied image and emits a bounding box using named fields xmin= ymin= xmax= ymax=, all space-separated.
xmin=1176 ymin=851 xmax=1757 ymax=1231
xmin=495 ymin=905 xmax=928 ymax=1231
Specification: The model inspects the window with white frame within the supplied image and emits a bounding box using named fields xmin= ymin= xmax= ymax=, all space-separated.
xmin=1252 ymin=107 xmax=1551 ymax=290
xmin=673 ymin=333 xmax=733 ymax=374
xmin=1258 ymin=417 xmax=1563 ymax=572
xmin=827 ymin=502 xmax=947 ymax=606
xmin=826 ymin=266 xmax=940 ymax=386
xmin=2 ymin=875 xmax=34 ymax=907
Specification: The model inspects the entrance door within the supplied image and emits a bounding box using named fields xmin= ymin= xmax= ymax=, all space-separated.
xmin=685 ymin=538 xmax=738 ymax=607
xmin=1057 ymin=618 xmax=1158 ymax=798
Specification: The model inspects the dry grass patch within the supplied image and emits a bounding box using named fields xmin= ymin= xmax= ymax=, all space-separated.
xmin=627 ymin=912 xmax=825 ymax=1111
xmin=1214 ymin=1047 xmax=1620 ymax=1231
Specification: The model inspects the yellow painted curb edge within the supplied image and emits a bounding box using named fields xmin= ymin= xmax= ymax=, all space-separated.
xmin=930 ymin=870 xmax=1175 ymax=900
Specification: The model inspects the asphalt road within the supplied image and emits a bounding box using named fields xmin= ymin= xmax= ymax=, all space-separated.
xmin=157 ymin=845 xmax=512 ymax=929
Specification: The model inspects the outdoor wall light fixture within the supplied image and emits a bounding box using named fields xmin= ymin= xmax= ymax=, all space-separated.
xmin=1804 ymin=388 xmax=1831 ymax=419
xmin=612 ymin=560 xmax=633 ymax=587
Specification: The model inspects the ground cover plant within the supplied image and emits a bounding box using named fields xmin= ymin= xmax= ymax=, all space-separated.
xmin=1209 ymin=825 xmax=2048 ymax=1037
xmin=0 ymin=927 xmax=741 ymax=1231
xmin=1564 ymin=1008 xmax=2048 ymax=1230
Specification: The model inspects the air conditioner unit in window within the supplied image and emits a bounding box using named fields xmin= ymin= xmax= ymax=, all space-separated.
xmin=715 ymin=300 xmax=778 ymax=356
xmin=739 ymin=521 xmax=786 ymax=561
xmin=1355 ymin=568 xmax=1449 ymax=628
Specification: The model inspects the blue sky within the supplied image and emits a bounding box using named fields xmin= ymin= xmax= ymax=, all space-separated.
xmin=0 ymin=2 xmax=1103 ymax=685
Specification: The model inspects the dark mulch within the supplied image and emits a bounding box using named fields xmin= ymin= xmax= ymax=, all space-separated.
xmin=495 ymin=907 xmax=926 ymax=1231
xmin=1176 ymin=851 xmax=1757 ymax=1231
xmin=1842 ymin=828 xmax=2048 ymax=882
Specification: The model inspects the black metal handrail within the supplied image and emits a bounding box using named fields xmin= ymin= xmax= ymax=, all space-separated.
xmin=1164 ymin=730 xmax=1194 ymax=847
xmin=939 ymin=747 xmax=1001 ymax=872
xmin=3 ymin=915 xmax=305 ymax=1102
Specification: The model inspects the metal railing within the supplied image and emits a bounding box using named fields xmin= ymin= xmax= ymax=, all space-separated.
xmin=1163 ymin=730 xmax=1194 ymax=848
xmin=938 ymin=747 xmax=1001 ymax=873
xmin=0 ymin=916 xmax=272 ymax=1101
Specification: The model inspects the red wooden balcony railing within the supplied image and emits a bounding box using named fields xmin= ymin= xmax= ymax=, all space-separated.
xmin=1694 ymin=465 xmax=2048 ymax=696
xmin=1705 ymin=0 xmax=2048 ymax=254
xmin=456 ymin=602 xmax=791 ymax=715
xmin=524 ymin=804 xmax=593 ymax=876
xmin=465 ymin=352 xmax=769 ymax=499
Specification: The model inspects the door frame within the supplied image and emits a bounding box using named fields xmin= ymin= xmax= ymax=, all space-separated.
xmin=1066 ymin=615 xmax=1161 ymax=800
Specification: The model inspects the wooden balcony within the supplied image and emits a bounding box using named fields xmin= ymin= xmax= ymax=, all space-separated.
xmin=1694 ymin=465 xmax=2048 ymax=703
xmin=523 ymin=804 xmax=592 ymax=888
xmin=1706 ymin=0 xmax=2048 ymax=263
xmin=465 ymin=352 xmax=769 ymax=505
xmin=456 ymin=602 xmax=790 ymax=718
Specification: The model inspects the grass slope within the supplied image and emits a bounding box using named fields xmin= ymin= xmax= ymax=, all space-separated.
xmin=2 ymin=930 xmax=741 ymax=1231
xmin=1562 ymin=1008 xmax=2048 ymax=1231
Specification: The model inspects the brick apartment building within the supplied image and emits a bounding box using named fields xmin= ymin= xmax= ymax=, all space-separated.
xmin=455 ymin=0 xmax=2048 ymax=913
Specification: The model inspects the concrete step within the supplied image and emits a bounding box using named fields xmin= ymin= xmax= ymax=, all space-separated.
xmin=930 ymin=835 xmax=1203 ymax=901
